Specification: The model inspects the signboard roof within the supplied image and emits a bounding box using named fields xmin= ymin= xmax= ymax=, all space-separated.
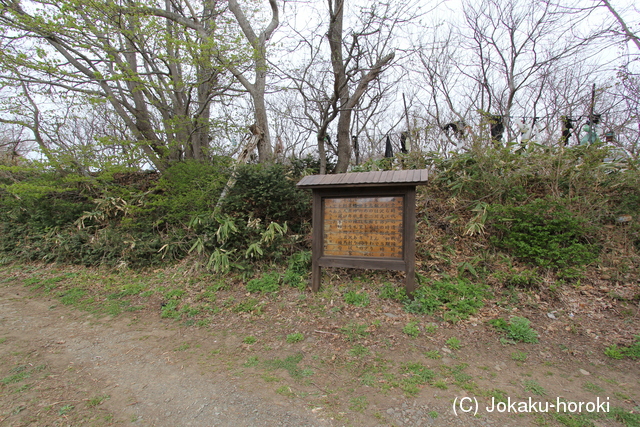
xmin=296 ymin=169 xmax=429 ymax=189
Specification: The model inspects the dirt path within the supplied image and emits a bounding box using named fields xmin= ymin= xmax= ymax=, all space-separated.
xmin=0 ymin=285 xmax=332 ymax=426
xmin=1 ymin=275 xmax=638 ymax=427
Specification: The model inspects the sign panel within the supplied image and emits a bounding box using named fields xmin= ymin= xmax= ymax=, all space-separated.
xmin=322 ymin=196 xmax=404 ymax=258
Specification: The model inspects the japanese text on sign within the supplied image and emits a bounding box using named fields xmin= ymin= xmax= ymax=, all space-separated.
xmin=323 ymin=196 xmax=403 ymax=258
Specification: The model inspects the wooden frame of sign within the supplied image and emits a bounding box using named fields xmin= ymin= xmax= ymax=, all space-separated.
xmin=296 ymin=170 xmax=429 ymax=297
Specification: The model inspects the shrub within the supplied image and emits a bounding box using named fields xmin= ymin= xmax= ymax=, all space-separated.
xmin=146 ymin=158 xmax=231 ymax=227
xmin=282 ymin=251 xmax=311 ymax=289
xmin=488 ymin=198 xmax=599 ymax=269
xmin=222 ymin=163 xmax=311 ymax=233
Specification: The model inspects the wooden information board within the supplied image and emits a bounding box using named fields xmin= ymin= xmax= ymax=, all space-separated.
xmin=322 ymin=196 xmax=404 ymax=258
xmin=296 ymin=169 xmax=429 ymax=297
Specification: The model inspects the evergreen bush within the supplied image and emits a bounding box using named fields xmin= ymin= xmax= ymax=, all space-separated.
xmin=488 ymin=198 xmax=599 ymax=269
xmin=222 ymin=163 xmax=311 ymax=231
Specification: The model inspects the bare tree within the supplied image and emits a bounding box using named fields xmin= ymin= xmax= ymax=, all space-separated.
xmin=275 ymin=0 xmax=422 ymax=173
xmin=600 ymin=0 xmax=640 ymax=53
xmin=0 ymin=0 xmax=281 ymax=170
xmin=327 ymin=0 xmax=396 ymax=173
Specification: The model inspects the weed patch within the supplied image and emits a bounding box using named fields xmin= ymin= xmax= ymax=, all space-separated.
xmin=523 ymin=379 xmax=546 ymax=396
xmin=247 ymin=272 xmax=281 ymax=294
xmin=344 ymin=290 xmax=370 ymax=307
xmin=402 ymin=321 xmax=420 ymax=338
xmin=605 ymin=336 xmax=640 ymax=360
xmin=340 ymin=322 xmax=370 ymax=342
xmin=263 ymin=353 xmax=312 ymax=379
xmin=286 ymin=333 xmax=304 ymax=343
xmin=490 ymin=316 xmax=539 ymax=343
xmin=404 ymin=276 xmax=487 ymax=322
xmin=399 ymin=362 xmax=436 ymax=396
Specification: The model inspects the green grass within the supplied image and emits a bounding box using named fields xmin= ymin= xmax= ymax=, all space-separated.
xmin=1 ymin=370 xmax=30 ymax=385
xmin=425 ymin=350 xmax=442 ymax=359
xmin=344 ymin=290 xmax=370 ymax=307
xmin=523 ymin=379 xmax=546 ymax=396
xmin=583 ymin=381 xmax=605 ymax=394
xmin=340 ymin=322 xmax=370 ymax=342
xmin=264 ymin=353 xmax=313 ymax=379
xmin=285 ymin=333 xmax=304 ymax=343
xmin=58 ymin=404 xmax=74 ymax=415
xmin=399 ymin=362 xmax=436 ymax=396
xmin=605 ymin=336 xmax=640 ymax=360
xmin=232 ymin=298 xmax=264 ymax=314
xmin=490 ymin=316 xmax=539 ymax=343
xmin=511 ymin=351 xmax=528 ymax=362
xmin=58 ymin=287 xmax=87 ymax=306
xmin=348 ymin=396 xmax=369 ymax=412
xmin=403 ymin=321 xmax=420 ymax=338
xmin=348 ymin=344 xmax=370 ymax=357
xmin=244 ymin=356 xmax=259 ymax=367
xmin=246 ymin=272 xmax=281 ymax=294
xmin=174 ymin=342 xmax=190 ymax=351
xmin=403 ymin=276 xmax=488 ymax=322
xmin=87 ymin=395 xmax=110 ymax=407
xmin=446 ymin=337 xmax=461 ymax=350
xmin=243 ymin=336 xmax=257 ymax=344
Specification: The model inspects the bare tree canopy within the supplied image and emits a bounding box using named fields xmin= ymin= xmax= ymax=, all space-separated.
xmin=1 ymin=0 xmax=638 ymax=169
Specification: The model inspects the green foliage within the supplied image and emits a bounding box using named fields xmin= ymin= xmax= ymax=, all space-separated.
xmin=0 ymin=158 xmax=314 ymax=270
xmin=288 ymin=154 xmax=333 ymax=176
xmin=402 ymin=321 xmax=420 ymax=338
xmin=431 ymin=144 xmax=639 ymax=205
xmin=495 ymin=268 xmax=542 ymax=289
xmin=488 ymin=198 xmax=599 ymax=269
xmin=425 ymin=350 xmax=442 ymax=359
xmin=348 ymin=344 xmax=370 ymax=357
xmin=344 ymin=290 xmax=370 ymax=307
xmin=246 ymin=272 xmax=281 ymax=294
xmin=445 ymin=337 xmax=461 ymax=350
xmin=605 ymin=336 xmax=640 ymax=360
xmin=348 ymin=396 xmax=369 ymax=412
xmin=506 ymin=317 xmax=538 ymax=344
xmin=232 ymin=298 xmax=264 ymax=314
xmin=286 ymin=250 xmax=311 ymax=275
xmin=523 ymin=379 xmax=546 ymax=396
xmin=489 ymin=318 xmax=509 ymax=330
xmin=511 ymin=351 xmax=528 ymax=362
xmin=491 ymin=316 xmax=539 ymax=343
xmin=399 ymin=362 xmax=436 ymax=396
xmin=403 ymin=276 xmax=488 ymax=322
xmin=609 ymin=406 xmax=640 ymax=427
xmin=340 ymin=322 xmax=370 ymax=342
xmin=282 ymin=251 xmax=311 ymax=289
xmin=0 ymin=166 xmax=92 ymax=231
xmin=147 ymin=159 xmax=230 ymax=227
xmin=263 ymin=353 xmax=310 ymax=379
xmin=222 ymin=163 xmax=311 ymax=232
xmin=286 ymin=333 xmax=305 ymax=343
xmin=242 ymin=336 xmax=257 ymax=344
xmin=624 ymin=336 xmax=640 ymax=359
xmin=379 ymin=282 xmax=407 ymax=301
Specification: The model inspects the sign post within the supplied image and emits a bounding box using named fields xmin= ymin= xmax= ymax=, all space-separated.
xmin=297 ymin=170 xmax=429 ymax=296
